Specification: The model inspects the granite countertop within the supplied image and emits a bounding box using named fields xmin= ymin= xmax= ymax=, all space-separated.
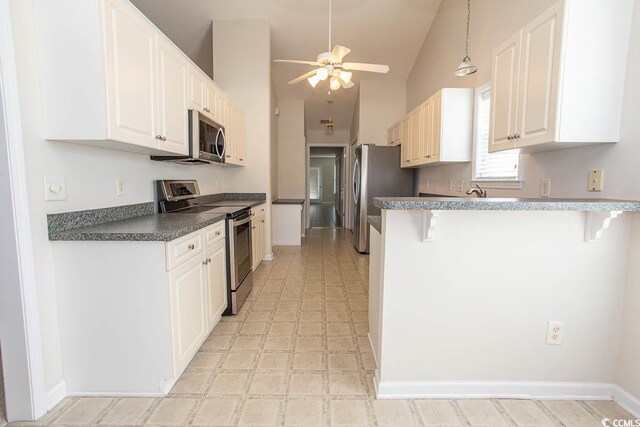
xmin=374 ymin=197 xmax=640 ymax=212
xmin=48 ymin=192 xmax=267 ymax=242
xmin=367 ymin=215 xmax=382 ymax=233
xmin=272 ymin=199 xmax=305 ymax=205
xmin=49 ymin=212 xmax=226 ymax=242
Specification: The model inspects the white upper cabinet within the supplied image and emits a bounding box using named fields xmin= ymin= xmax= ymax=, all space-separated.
xmin=33 ymin=0 xmax=244 ymax=162
xmin=156 ymin=37 xmax=189 ymax=153
xmin=489 ymin=31 xmax=521 ymax=153
xmin=490 ymin=0 xmax=634 ymax=153
xmin=399 ymin=88 xmax=472 ymax=168
xmin=103 ymin=0 xmax=158 ymax=149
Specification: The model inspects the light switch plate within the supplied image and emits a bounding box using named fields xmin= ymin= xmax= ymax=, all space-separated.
xmin=588 ymin=170 xmax=604 ymax=191
xmin=44 ymin=176 xmax=67 ymax=201
xmin=116 ymin=177 xmax=126 ymax=196
xmin=540 ymin=179 xmax=551 ymax=198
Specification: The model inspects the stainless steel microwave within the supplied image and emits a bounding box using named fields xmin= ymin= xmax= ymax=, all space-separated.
xmin=151 ymin=110 xmax=226 ymax=165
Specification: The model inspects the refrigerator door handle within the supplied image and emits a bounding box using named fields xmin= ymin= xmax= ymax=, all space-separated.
xmin=353 ymin=159 xmax=360 ymax=201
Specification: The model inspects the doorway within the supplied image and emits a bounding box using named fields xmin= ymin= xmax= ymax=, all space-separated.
xmin=307 ymin=146 xmax=345 ymax=228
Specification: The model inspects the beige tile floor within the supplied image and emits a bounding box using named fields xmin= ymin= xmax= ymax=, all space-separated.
xmin=11 ymin=228 xmax=637 ymax=426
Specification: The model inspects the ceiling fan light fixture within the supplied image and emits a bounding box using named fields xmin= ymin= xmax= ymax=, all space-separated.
xmin=308 ymin=74 xmax=321 ymax=88
xmin=339 ymin=70 xmax=352 ymax=84
xmin=316 ymin=67 xmax=329 ymax=81
xmin=329 ymin=76 xmax=341 ymax=91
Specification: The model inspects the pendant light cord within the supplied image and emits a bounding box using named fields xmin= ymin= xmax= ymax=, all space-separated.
xmin=465 ymin=0 xmax=471 ymax=57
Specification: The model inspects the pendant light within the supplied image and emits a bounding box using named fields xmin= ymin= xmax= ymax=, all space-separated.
xmin=454 ymin=0 xmax=478 ymax=77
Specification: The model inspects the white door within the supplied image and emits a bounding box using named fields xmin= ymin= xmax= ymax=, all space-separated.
xmin=205 ymin=240 xmax=227 ymax=330
xmin=169 ymin=255 xmax=207 ymax=376
xmin=400 ymin=116 xmax=411 ymax=167
xmin=421 ymin=101 xmax=432 ymax=162
xmin=409 ymin=107 xmax=423 ymax=165
xmin=188 ymin=67 xmax=207 ymax=113
xmin=430 ymin=92 xmax=442 ymax=161
xmin=516 ymin=2 xmax=563 ymax=148
xmin=156 ymin=37 xmax=188 ymax=154
xmin=489 ymin=30 xmax=521 ymax=152
xmin=103 ymin=0 xmax=157 ymax=148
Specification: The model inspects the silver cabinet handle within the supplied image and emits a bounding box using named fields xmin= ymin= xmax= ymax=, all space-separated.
xmin=202 ymin=260 xmax=207 ymax=265
xmin=252 ymin=226 xmax=256 ymax=230
xmin=155 ymin=135 xmax=162 ymax=140
xmin=207 ymin=258 xmax=211 ymax=262
xmin=507 ymin=135 xmax=513 ymax=140
xmin=513 ymin=133 xmax=520 ymax=139
xmin=162 ymin=136 xmax=167 ymax=141
xmin=239 ymin=158 xmax=244 ymax=161
xmin=215 ymin=231 xmax=221 ymax=236
xmin=261 ymin=220 xmax=265 ymax=223
xmin=188 ymin=244 xmax=195 ymax=250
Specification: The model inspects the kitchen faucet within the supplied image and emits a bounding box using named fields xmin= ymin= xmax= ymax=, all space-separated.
xmin=466 ymin=184 xmax=487 ymax=198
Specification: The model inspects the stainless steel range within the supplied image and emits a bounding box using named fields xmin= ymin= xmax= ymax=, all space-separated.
xmin=156 ymin=180 xmax=253 ymax=315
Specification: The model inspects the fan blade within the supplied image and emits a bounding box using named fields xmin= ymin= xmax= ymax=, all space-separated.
xmin=274 ymin=59 xmax=320 ymax=66
xmin=288 ymin=70 xmax=318 ymax=85
xmin=330 ymin=45 xmax=351 ymax=62
xmin=342 ymin=62 xmax=390 ymax=73
xmin=340 ymin=79 xmax=355 ymax=89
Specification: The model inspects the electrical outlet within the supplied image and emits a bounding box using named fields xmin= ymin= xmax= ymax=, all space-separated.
xmin=546 ymin=321 xmax=564 ymax=345
xmin=44 ymin=176 xmax=67 ymax=201
xmin=457 ymin=180 xmax=464 ymax=192
xmin=449 ymin=180 xmax=453 ymax=191
xmin=116 ymin=177 xmax=126 ymax=196
xmin=588 ymin=169 xmax=604 ymax=191
xmin=540 ymin=179 xmax=551 ymax=198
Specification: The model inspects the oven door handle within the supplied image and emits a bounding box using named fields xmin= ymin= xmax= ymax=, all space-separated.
xmin=233 ymin=216 xmax=252 ymax=227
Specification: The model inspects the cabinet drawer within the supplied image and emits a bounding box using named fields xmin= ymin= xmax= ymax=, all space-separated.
xmin=251 ymin=204 xmax=266 ymax=218
xmin=166 ymin=231 xmax=204 ymax=271
xmin=204 ymin=221 xmax=226 ymax=247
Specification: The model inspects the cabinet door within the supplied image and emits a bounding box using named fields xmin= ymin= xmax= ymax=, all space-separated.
xmin=393 ymin=124 xmax=401 ymax=145
xmin=205 ymin=83 xmax=218 ymax=122
xmin=205 ymin=240 xmax=227 ymax=330
xmin=490 ymin=30 xmax=521 ymax=152
xmin=409 ymin=108 xmax=423 ymax=165
xmin=387 ymin=128 xmax=393 ymax=145
xmin=103 ymin=0 xmax=157 ymax=148
xmin=237 ymin=112 xmax=245 ymax=165
xmin=188 ymin=67 xmax=207 ymax=114
xmin=430 ymin=92 xmax=442 ymax=161
xmin=258 ymin=215 xmax=266 ymax=263
xmin=156 ymin=37 xmax=188 ymax=154
xmin=421 ymin=101 xmax=432 ymax=162
xmin=400 ymin=117 xmax=411 ymax=168
xmin=516 ymin=2 xmax=562 ymax=148
xmin=169 ymin=255 xmax=207 ymax=376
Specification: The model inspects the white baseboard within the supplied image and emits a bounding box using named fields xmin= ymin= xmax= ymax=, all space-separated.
xmin=374 ymin=379 xmax=616 ymax=401
xmin=67 ymin=391 xmax=165 ymax=398
xmin=263 ymin=253 xmax=274 ymax=261
xmin=46 ymin=381 xmax=67 ymax=410
xmin=613 ymin=385 xmax=640 ymax=418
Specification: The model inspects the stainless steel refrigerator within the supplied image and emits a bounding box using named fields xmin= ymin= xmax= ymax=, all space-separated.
xmin=352 ymin=144 xmax=414 ymax=253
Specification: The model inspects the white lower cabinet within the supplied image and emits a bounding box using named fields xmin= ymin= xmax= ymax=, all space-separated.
xmin=251 ymin=204 xmax=267 ymax=270
xmin=53 ymin=221 xmax=227 ymax=395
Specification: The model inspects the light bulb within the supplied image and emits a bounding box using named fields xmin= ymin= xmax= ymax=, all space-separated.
xmin=339 ymin=70 xmax=352 ymax=84
xmin=329 ymin=77 xmax=341 ymax=91
xmin=316 ymin=67 xmax=329 ymax=81
xmin=308 ymin=74 xmax=321 ymax=88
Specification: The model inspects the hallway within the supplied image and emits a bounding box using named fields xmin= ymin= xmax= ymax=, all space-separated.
xmin=309 ymin=203 xmax=342 ymax=228
xmin=13 ymin=229 xmax=636 ymax=426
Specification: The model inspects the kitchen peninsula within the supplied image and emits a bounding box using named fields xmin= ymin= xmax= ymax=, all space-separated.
xmin=368 ymin=197 xmax=640 ymax=402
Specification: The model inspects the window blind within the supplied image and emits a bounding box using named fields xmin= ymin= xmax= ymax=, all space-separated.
xmin=475 ymin=88 xmax=519 ymax=180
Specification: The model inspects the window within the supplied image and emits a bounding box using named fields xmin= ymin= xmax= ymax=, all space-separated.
xmin=472 ymin=83 xmax=521 ymax=186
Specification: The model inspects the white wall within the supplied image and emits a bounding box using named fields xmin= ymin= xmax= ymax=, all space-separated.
xmin=358 ymin=77 xmax=406 ymax=146
xmin=378 ymin=209 xmax=630 ymax=395
xmin=407 ymin=0 xmax=640 ymax=201
xmin=270 ymin=81 xmax=278 ymax=199
xmin=277 ymin=100 xmax=305 ymax=199
xmin=8 ymin=1 xmax=271 ymax=405
xmin=306 ymin=129 xmax=350 ymax=145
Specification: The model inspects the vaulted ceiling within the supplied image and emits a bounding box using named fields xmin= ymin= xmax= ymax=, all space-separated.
xmin=130 ymin=0 xmax=441 ymax=133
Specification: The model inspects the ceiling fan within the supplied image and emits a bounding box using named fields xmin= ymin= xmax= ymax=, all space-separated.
xmin=273 ymin=0 xmax=390 ymax=90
